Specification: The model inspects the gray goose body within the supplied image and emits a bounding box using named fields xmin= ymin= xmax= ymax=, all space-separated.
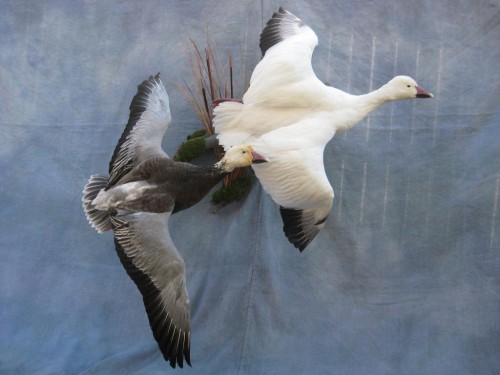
xmin=82 ymin=74 xmax=265 ymax=368
xmin=102 ymin=155 xmax=232 ymax=214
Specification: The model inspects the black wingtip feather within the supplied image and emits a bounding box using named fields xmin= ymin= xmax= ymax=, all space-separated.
xmin=259 ymin=8 xmax=304 ymax=57
xmin=280 ymin=207 xmax=308 ymax=251
xmin=280 ymin=207 xmax=323 ymax=252
xmin=184 ymin=336 xmax=191 ymax=366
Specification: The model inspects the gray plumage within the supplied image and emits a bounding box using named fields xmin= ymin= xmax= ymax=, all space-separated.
xmin=83 ymin=74 xmax=191 ymax=368
xmin=82 ymin=74 xmax=265 ymax=368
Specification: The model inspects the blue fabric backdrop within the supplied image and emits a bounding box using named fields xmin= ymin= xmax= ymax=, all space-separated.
xmin=1 ymin=1 xmax=499 ymax=374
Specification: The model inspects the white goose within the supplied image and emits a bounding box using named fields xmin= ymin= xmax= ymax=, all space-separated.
xmin=213 ymin=8 xmax=433 ymax=251
xmin=82 ymin=74 xmax=267 ymax=368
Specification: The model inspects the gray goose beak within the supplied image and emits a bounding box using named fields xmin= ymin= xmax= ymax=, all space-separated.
xmin=251 ymin=150 xmax=269 ymax=164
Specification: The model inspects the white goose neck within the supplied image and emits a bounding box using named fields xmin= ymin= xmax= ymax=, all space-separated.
xmin=332 ymin=85 xmax=392 ymax=131
xmin=357 ymin=84 xmax=393 ymax=109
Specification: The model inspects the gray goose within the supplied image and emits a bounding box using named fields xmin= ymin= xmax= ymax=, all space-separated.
xmin=82 ymin=74 xmax=267 ymax=368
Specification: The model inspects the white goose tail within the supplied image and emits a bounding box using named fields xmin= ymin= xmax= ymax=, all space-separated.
xmin=82 ymin=175 xmax=112 ymax=233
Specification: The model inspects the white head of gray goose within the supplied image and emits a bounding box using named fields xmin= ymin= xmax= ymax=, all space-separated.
xmin=82 ymin=74 xmax=266 ymax=368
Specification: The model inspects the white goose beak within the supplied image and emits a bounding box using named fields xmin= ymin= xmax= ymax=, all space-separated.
xmin=416 ymin=85 xmax=433 ymax=98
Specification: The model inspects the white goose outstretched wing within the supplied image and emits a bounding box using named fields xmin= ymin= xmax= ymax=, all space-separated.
xmin=213 ymin=8 xmax=324 ymax=148
xmin=111 ymin=211 xmax=191 ymax=368
xmin=251 ymin=116 xmax=336 ymax=251
xmin=244 ymin=7 xmax=320 ymax=107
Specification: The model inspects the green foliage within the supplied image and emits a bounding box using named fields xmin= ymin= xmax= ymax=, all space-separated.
xmin=187 ymin=129 xmax=207 ymax=140
xmin=212 ymin=176 xmax=253 ymax=204
xmin=173 ymin=137 xmax=206 ymax=162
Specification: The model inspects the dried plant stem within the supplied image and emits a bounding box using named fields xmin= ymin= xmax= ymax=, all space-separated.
xmin=182 ymin=37 xmax=247 ymax=185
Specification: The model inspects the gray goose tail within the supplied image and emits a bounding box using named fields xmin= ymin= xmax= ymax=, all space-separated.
xmin=82 ymin=175 xmax=112 ymax=233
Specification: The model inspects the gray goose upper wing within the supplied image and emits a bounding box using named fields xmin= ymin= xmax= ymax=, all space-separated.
xmin=107 ymin=74 xmax=171 ymax=189
xmin=111 ymin=211 xmax=190 ymax=368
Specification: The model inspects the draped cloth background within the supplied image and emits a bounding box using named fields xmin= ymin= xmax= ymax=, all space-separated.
xmin=1 ymin=1 xmax=499 ymax=374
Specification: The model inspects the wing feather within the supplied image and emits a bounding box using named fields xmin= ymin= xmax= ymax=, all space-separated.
xmin=280 ymin=207 xmax=329 ymax=252
xmin=259 ymin=7 xmax=310 ymax=56
xmin=111 ymin=211 xmax=190 ymax=368
xmin=251 ymin=117 xmax=335 ymax=250
xmin=107 ymin=74 xmax=171 ymax=188
xmin=244 ymin=8 xmax=319 ymax=106
xmin=213 ymin=8 xmax=323 ymax=146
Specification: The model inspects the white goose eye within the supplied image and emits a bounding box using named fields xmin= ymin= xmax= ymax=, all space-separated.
xmin=406 ymin=84 xmax=411 ymax=88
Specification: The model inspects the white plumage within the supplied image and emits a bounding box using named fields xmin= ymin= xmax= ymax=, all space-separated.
xmin=213 ymin=8 xmax=433 ymax=251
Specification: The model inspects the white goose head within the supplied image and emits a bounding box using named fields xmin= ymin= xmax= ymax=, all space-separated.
xmin=384 ymin=75 xmax=434 ymax=100
xmin=217 ymin=144 xmax=268 ymax=172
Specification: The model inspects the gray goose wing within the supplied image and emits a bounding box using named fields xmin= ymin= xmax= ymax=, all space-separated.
xmin=107 ymin=74 xmax=171 ymax=189
xmin=111 ymin=211 xmax=190 ymax=368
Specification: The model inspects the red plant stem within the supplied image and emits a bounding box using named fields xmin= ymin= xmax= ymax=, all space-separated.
xmin=201 ymin=87 xmax=213 ymax=134
xmin=229 ymin=55 xmax=234 ymax=98
xmin=206 ymin=49 xmax=216 ymax=101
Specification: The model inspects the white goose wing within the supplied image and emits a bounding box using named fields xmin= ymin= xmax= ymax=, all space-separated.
xmin=107 ymin=74 xmax=171 ymax=188
xmin=111 ymin=211 xmax=191 ymax=368
xmin=213 ymin=8 xmax=325 ymax=148
xmin=251 ymin=116 xmax=336 ymax=251
xmin=244 ymin=7 xmax=322 ymax=107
